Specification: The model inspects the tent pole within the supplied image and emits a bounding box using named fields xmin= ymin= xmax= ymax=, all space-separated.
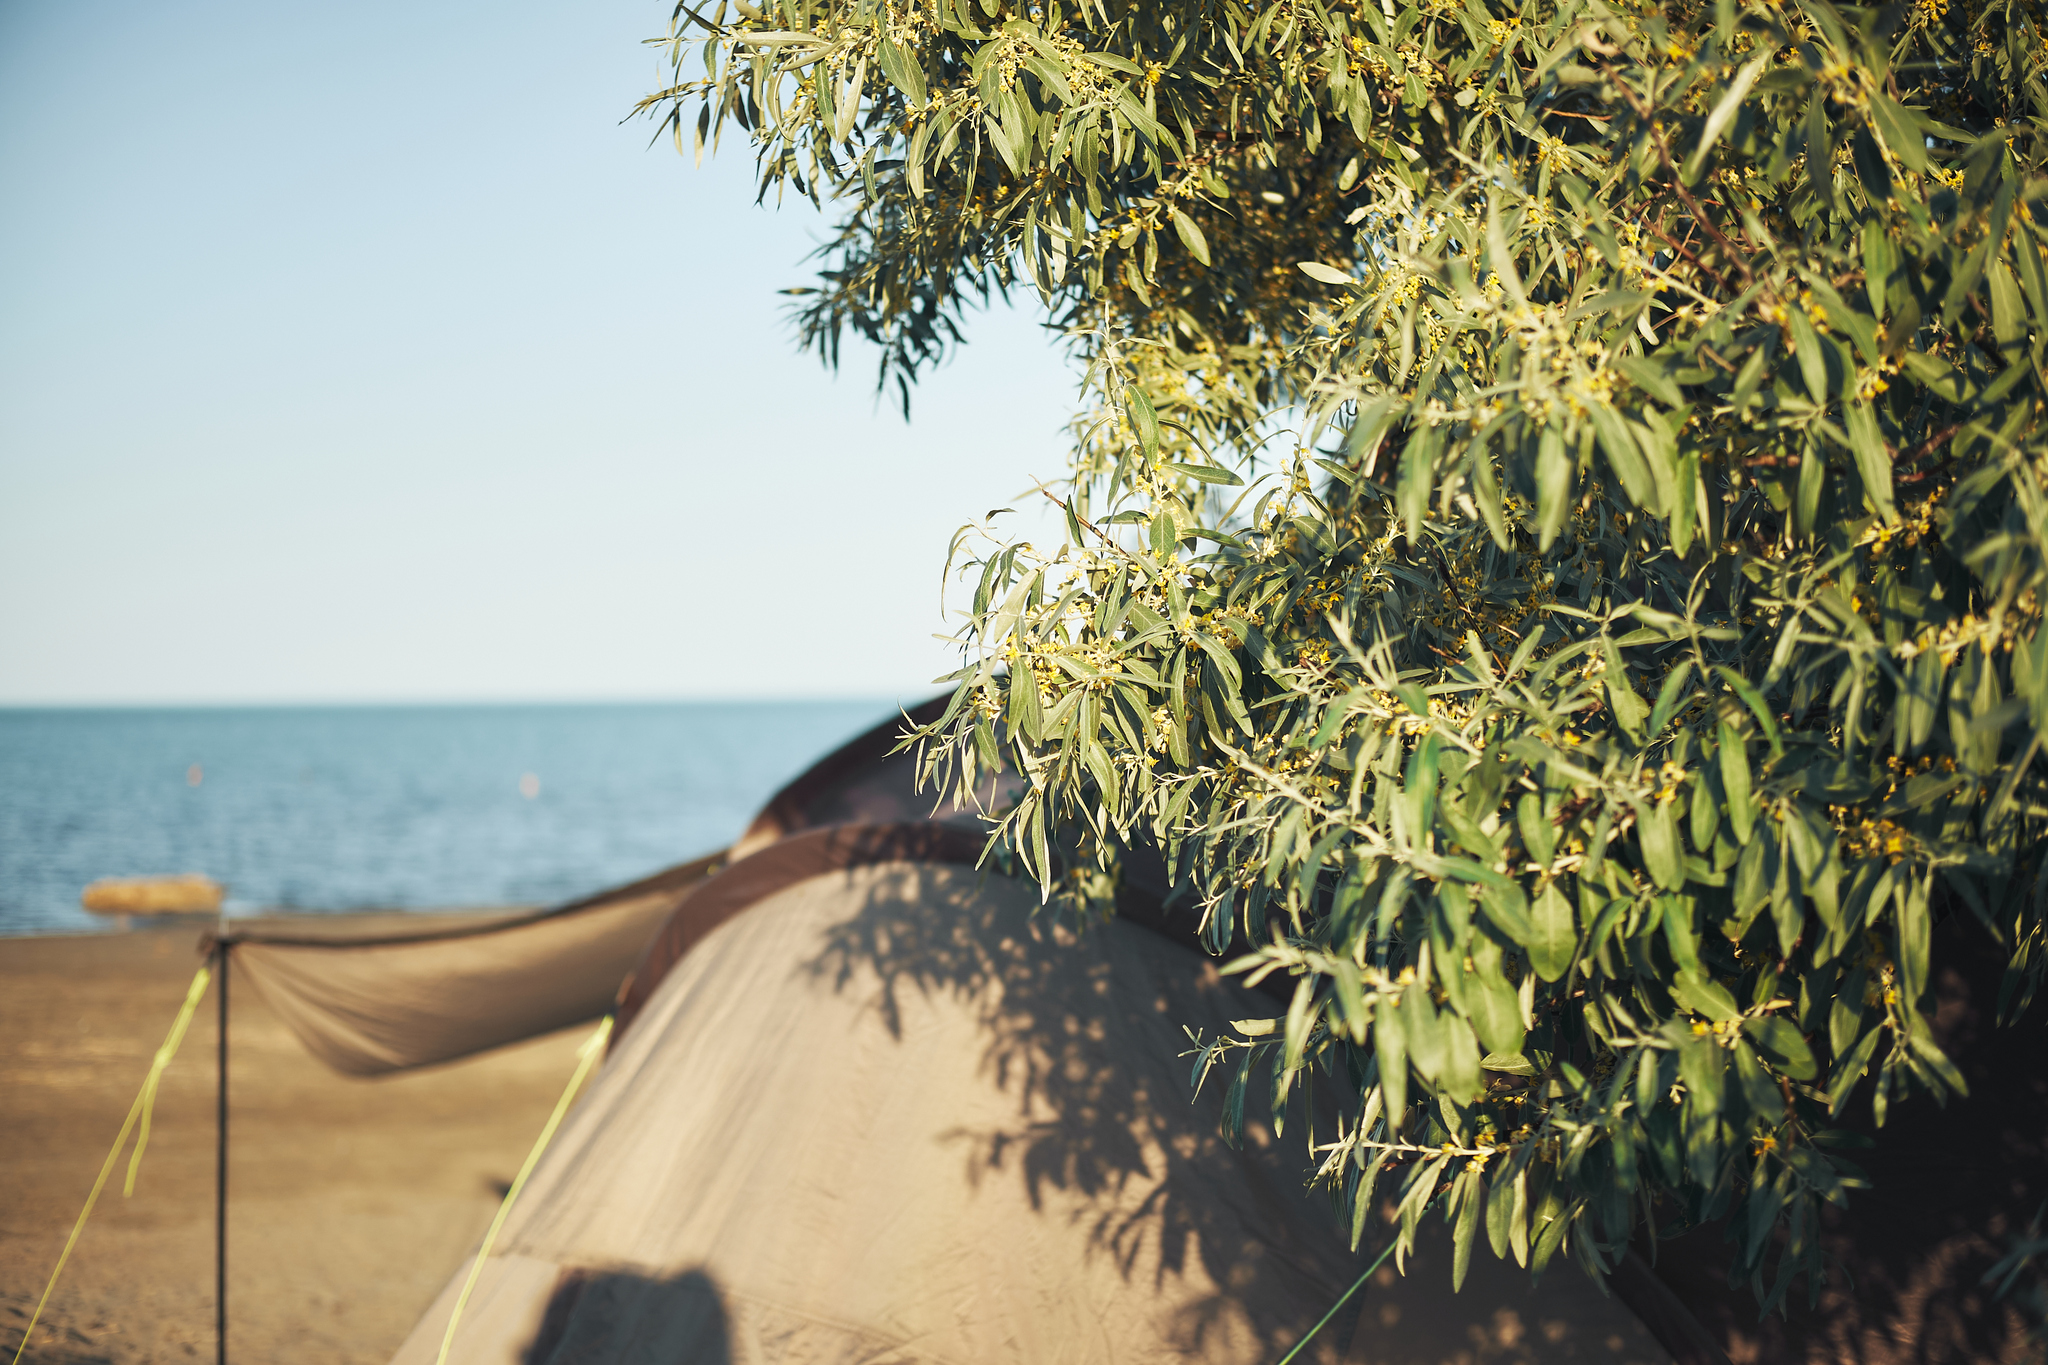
xmin=216 ymin=940 xmax=228 ymax=1365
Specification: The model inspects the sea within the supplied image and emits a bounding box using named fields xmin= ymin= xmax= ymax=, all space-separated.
xmin=0 ymin=700 xmax=903 ymax=937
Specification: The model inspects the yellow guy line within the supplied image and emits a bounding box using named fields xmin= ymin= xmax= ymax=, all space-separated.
xmin=435 ymin=1014 xmax=612 ymax=1365
xmin=11 ymin=964 xmax=212 ymax=1365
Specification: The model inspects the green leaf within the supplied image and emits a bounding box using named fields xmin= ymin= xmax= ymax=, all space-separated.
xmin=1744 ymin=1015 xmax=1817 ymax=1080
xmin=1901 ymin=350 xmax=1970 ymax=402
xmin=1466 ymin=972 xmax=1525 ymax=1058
xmin=1988 ymin=259 xmax=2028 ymax=349
xmin=1614 ymin=356 xmax=1684 ymax=407
xmin=1298 ymin=260 xmax=1354 ymax=285
xmin=1486 ymin=1163 xmax=1518 ymax=1259
xmin=1907 ymin=1033 xmax=1970 ymax=1098
xmin=1375 ymin=993 xmax=1410 ymax=1121
xmin=1733 ymin=1039 xmax=1786 ymax=1123
xmin=1844 ymin=399 xmax=1896 ymax=522
xmin=1731 ymin=834 xmax=1770 ymax=936
xmin=1477 ymin=879 xmax=1533 ymax=947
xmin=1451 ymin=1168 xmax=1483 ymax=1290
xmin=1769 ymin=827 xmax=1803 ymax=958
xmin=1714 ymin=667 xmax=1783 ymax=756
xmin=1637 ymin=798 xmax=1684 ymax=889
xmin=1591 ymin=404 xmax=1657 ymax=513
xmin=1008 ymin=663 xmax=1044 ymax=744
xmin=1895 ymin=872 xmax=1932 ymax=1007
xmin=1682 ymin=55 xmax=1767 ymax=184
xmin=1828 ymin=1025 xmax=1882 ymax=1114
xmin=1528 ymin=1184 xmax=1573 ymax=1275
xmin=1862 ymin=219 xmax=1894 ymax=317
xmin=1604 ymin=640 xmax=1649 ymax=745
xmin=1650 ymin=660 xmax=1695 ymax=737
xmin=1852 ymin=126 xmax=1893 ymax=203
xmin=1535 ymin=424 xmax=1572 ymax=550
xmin=1124 ymin=387 xmax=1160 ymax=463
xmin=1669 ymin=448 xmax=1699 ymax=557
xmin=1788 ymin=308 xmax=1829 ymax=403
xmin=1398 ymin=432 xmax=1431 ymax=540
xmin=1718 ymin=725 xmax=1755 ymax=841
xmin=1662 ymin=895 xmax=1703 ymax=977
xmin=1795 ymin=439 xmax=1825 ymax=540
xmin=1346 ymin=394 xmax=1400 ymax=470
xmin=1170 ymin=207 xmax=1211 ymax=267
xmin=1868 ymin=91 xmax=1928 ymax=172
xmin=1672 ymin=969 xmax=1742 ymax=1021
xmin=876 ymin=34 xmax=927 ymax=106
xmin=1678 ymin=1034 xmax=1725 ymax=1119
xmin=1441 ymin=1014 xmax=1483 ymax=1102
xmin=1516 ymin=792 xmax=1556 ymax=866
xmin=1528 ymin=880 xmax=1575 ymax=981
xmin=1166 ymin=460 xmax=1243 ymax=486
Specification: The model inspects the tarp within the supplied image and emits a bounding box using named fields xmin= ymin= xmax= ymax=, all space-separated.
xmin=220 ymin=699 xmax=997 ymax=1077
xmin=387 ymin=854 xmax=1667 ymax=1365
xmin=223 ymin=854 xmax=719 ymax=1075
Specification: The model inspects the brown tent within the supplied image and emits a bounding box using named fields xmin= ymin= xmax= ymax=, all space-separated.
xmin=217 ymin=703 xmax=2036 ymax=1363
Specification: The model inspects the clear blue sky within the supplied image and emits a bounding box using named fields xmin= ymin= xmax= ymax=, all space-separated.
xmin=0 ymin=0 xmax=1074 ymax=705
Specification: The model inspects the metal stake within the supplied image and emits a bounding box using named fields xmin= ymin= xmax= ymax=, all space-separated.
xmin=215 ymin=941 xmax=228 ymax=1365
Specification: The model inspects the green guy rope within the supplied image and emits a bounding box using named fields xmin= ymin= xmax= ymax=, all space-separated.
xmin=435 ymin=1014 xmax=613 ymax=1365
xmin=11 ymin=964 xmax=212 ymax=1365
xmin=1274 ymin=1184 xmax=1457 ymax=1365
xmin=1270 ymin=1228 xmax=1404 ymax=1365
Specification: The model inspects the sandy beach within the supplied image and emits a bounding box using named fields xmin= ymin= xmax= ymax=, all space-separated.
xmin=3 ymin=917 xmax=590 ymax=1365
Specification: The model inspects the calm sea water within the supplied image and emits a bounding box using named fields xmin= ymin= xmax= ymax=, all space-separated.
xmin=0 ymin=701 xmax=897 ymax=936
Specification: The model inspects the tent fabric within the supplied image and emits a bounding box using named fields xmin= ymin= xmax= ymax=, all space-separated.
xmin=729 ymin=696 xmax=1021 ymax=863
xmin=219 ymin=854 xmax=719 ymax=1075
xmin=389 ymin=856 xmax=1669 ymax=1365
xmin=611 ymin=822 xmax=985 ymax=1041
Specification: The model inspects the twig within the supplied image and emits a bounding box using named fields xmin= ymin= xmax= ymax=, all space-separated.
xmin=1594 ymin=58 xmax=1762 ymax=292
xmin=1641 ymin=210 xmax=1736 ymax=296
xmin=1040 ymin=488 xmax=1148 ymax=567
xmin=1895 ymin=421 xmax=1963 ymax=467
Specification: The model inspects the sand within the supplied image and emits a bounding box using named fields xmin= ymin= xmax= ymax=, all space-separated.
xmin=2 ymin=917 xmax=590 ymax=1365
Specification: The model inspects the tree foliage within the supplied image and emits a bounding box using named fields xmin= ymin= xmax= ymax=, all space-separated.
xmin=645 ymin=0 xmax=2048 ymax=1312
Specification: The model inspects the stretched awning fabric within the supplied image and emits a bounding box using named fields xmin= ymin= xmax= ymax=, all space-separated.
xmin=213 ymin=700 xmax=980 ymax=1078
xmin=218 ymin=855 xmax=717 ymax=1076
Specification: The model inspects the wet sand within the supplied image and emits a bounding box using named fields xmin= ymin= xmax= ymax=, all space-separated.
xmin=2 ymin=917 xmax=589 ymax=1365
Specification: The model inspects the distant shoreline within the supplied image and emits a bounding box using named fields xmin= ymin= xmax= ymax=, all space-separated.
xmin=0 ymin=695 xmax=905 ymax=713
xmin=3 ymin=905 xmax=543 ymax=941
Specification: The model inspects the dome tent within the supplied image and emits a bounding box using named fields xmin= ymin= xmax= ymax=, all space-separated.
xmin=219 ymin=704 xmax=1670 ymax=1364
xmin=384 ymin=819 xmax=1669 ymax=1365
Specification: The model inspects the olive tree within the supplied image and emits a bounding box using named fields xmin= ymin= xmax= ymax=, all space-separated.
xmin=643 ymin=0 xmax=2047 ymax=1315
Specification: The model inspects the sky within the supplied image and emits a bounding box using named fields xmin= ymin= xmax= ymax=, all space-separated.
xmin=0 ymin=0 xmax=1074 ymax=706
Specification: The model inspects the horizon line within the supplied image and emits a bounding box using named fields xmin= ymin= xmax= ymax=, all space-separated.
xmin=0 ymin=692 xmax=934 ymax=712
